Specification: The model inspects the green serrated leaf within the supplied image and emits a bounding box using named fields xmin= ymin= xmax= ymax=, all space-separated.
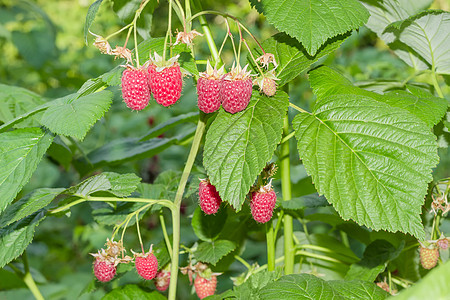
xmin=195 ymin=240 xmax=236 ymax=266
xmin=84 ymin=0 xmax=104 ymax=45
xmin=0 ymin=188 xmax=64 ymax=228
xmin=385 ymin=10 xmax=450 ymax=74
xmin=258 ymin=273 xmax=345 ymax=299
xmin=102 ymin=284 xmax=165 ymax=300
xmin=233 ymin=270 xmax=280 ymax=299
xmin=309 ymin=66 xmax=448 ymax=127
xmin=0 ymin=211 xmax=46 ymax=268
xmin=46 ymin=136 xmax=73 ymax=170
xmin=293 ymin=94 xmax=438 ymax=239
xmin=0 ymin=84 xmax=46 ymax=129
xmin=0 ymin=128 xmax=54 ymax=213
xmin=251 ymin=32 xmax=347 ymax=87
xmin=140 ymin=112 xmax=199 ymax=141
xmin=250 ymin=0 xmax=369 ymax=56
xmin=41 ymin=91 xmax=112 ymax=140
xmin=204 ymin=91 xmax=289 ymax=210
xmin=192 ymin=207 xmax=228 ymax=242
xmin=391 ymin=260 xmax=450 ymax=300
xmin=360 ymin=0 xmax=433 ymax=71
xmin=328 ymin=280 xmax=389 ymax=299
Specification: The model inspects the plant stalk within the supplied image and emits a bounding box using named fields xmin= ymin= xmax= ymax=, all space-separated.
xmin=266 ymin=221 xmax=275 ymax=271
xmin=22 ymin=252 xmax=44 ymax=300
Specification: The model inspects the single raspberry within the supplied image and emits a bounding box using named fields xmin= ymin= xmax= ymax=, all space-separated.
xmin=255 ymin=70 xmax=279 ymax=97
xmin=135 ymin=252 xmax=158 ymax=280
xmin=250 ymin=183 xmax=277 ymax=224
xmin=93 ymin=258 xmax=116 ymax=282
xmin=220 ymin=64 xmax=253 ymax=114
xmin=419 ymin=246 xmax=439 ymax=269
xmin=194 ymin=275 xmax=217 ymax=299
xmin=197 ymin=62 xmax=225 ymax=113
xmin=121 ymin=67 xmax=151 ymax=111
xmin=199 ymin=179 xmax=222 ymax=215
xmin=437 ymin=238 xmax=449 ymax=250
xmin=147 ymin=53 xmax=183 ymax=107
xmin=154 ymin=270 xmax=171 ymax=292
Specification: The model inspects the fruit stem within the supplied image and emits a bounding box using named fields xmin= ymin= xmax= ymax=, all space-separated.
xmin=280 ymin=131 xmax=295 ymax=144
xmin=22 ymin=251 xmax=45 ymax=300
xmin=281 ymin=113 xmax=294 ymax=275
xmin=168 ymin=113 xmax=207 ymax=300
xmin=215 ymin=29 xmax=229 ymax=68
xmin=163 ymin=0 xmax=173 ymax=61
xmin=289 ymin=102 xmax=309 ymax=114
xmin=136 ymin=214 xmax=145 ymax=253
xmin=105 ymin=24 xmax=133 ymax=41
xmin=243 ymin=38 xmax=264 ymax=76
xmin=160 ymin=212 xmax=173 ymax=257
xmin=266 ymin=221 xmax=275 ymax=271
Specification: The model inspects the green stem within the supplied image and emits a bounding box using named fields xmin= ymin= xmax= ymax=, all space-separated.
xmin=163 ymin=0 xmax=173 ymax=61
xmin=198 ymin=15 xmax=220 ymax=64
xmin=160 ymin=212 xmax=173 ymax=258
xmin=296 ymin=250 xmax=347 ymax=264
xmin=266 ymin=221 xmax=275 ymax=271
xmin=281 ymin=113 xmax=294 ymax=275
xmin=136 ymin=214 xmax=145 ymax=253
xmin=22 ymin=252 xmax=44 ymax=300
xmin=235 ymin=255 xmax=252 ymax=270
xmin=280 ymin=131 xmax=295 ymax=144
xmin=168 ymin=114 xmax=207 ymax=300
xmin=254 ymin=256 xmax=285 ymax=273
xmin=289 ymin=102 xmax=309 ymax=114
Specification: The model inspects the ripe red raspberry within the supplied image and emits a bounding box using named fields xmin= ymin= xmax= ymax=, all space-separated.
xmin=194 ymin=275 xmax=217 ymax=299
xmin=154 ymin=270 xmax=171 ymax=292
xmin=197 ymin=62 xmax=225 ymax=113
xmin=147 ymin=53 xmax=183 ymax=107
xmin=250 ymin=183 xmax=277 ymax=224
xmin=199 ymin=179 xmax=222 ymax=215
xmin=121 ymin=67 xmax=150 ymax=111
xmin=135 ymin=252 xmax=158 ymax=280
xmin=419 ymin=246 xmax=439 ymax=269
xmin=93 ymin=258 xmax=116 ymax=282
xmin=220 ymin=64 xmax=253 ymax=114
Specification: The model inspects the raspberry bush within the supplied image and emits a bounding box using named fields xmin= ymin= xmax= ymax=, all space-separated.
xmin=0 ymin=0 xmax=449 ymax=299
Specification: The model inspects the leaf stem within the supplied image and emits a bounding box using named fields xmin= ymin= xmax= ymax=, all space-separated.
xmin=168 ymin=114 xmax=207 ymax=300
xmin=160 ymin=212 xmax=173 ymax=258
xmin=22 ymin=252 xmax=44 ymax=300
xmin=296 ymin=250 xmax=347 ymax=264
xmin=163 ymin=0 xmax=173 ymax=61
xmin=280 ymin=131 xmax=295 ymax=144
xmin=289 ymin=102 xmax=309 ymax=114
xmin=234 ymin=255 xmax=252 ymax=270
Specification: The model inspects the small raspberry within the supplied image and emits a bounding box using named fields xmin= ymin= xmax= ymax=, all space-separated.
xmin=93 ymin=258 xmax=116 ymax=282
xmin=194 ymin=275 xmax=217 ymax=299
xmin=419 ymin=246 xmax=439 ymax=269
xmin=121 ymin=67 xmax=151 ymax=111
xmin=199 ymin=179 xmax=222 ymax=215
xmin=262 ymin=77 xmax=277 ymax=96
xmin=220 ymin=64 xmax=253 ymax=114
xmin=250 ymin=183 xmax=277 ymax=224
xmin=135 ymin=252 xmax=158 ymax=280
xmin=147 ymin=53 xmax=183 ymax=107
xmin=437 ymin=238 xmax=449 ymax=250
xmin=154 ymin=270 xmax=171 ymax=292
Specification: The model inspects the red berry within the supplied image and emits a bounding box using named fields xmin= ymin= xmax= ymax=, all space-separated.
xmin=194 ymin=275 xmax=217 ymax=299
xmin=135 ymin=253 xmax=158 ymax=280
xmin=220 ymin=78 xmax=253 ymax=114
xmin=93 ymin=258 xmax=116 ymax=282
xmin=121 ymin=68 xmax=151 ymax=111
xmin=148 ymin=62 xmax=182 ymax=107
xmin=197 ymin=77 xmax=222 ymax=113
xmin=250 ymin=187 xmax=277 ymax=224
xmin=154 ymin=270 xmax=171 ymax=292
xmin=199 ymin=179 xmax=222 ymax=215
xmin=419 ymin=247 xmax=439 ymax=269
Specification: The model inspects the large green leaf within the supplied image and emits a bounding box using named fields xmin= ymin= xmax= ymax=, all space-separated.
xmin=250 ymin=0 xmax=369 ymax=56
xmin=0 ymin=211 xmax=46 ymax=268
xmin=0 ymin=128 xmax=53 ymax=213
xmin=385 ymin=10 xmax=450 ymax=74
xmin=360 ymin=0 xmax=433 ymax=70
xmin=0 ymin=84 xmax=45 ymax=129
xmin=392 ymin=260 xmax=450 ymax=300
xmin=191 ymin=206 xmax=228 ymax=242
xmin=293 ymin=94 xmax=438 ymax=239
xmin=258 ymin=274 xmax=388 ymax=299
xmin=251 ymin=32 xmax=347 ymax=87
xmin=0 ymin=188 xmax=64 ymax=228
xmin=40 ymin=91 xmax=112 ymax=140
xmin=204 ymin=91 xmax=289 ymax=210
xmin=195 ymin=240 xmax=236 ymax=266
xmin=309 ymin=66 xmax=448 ymax=127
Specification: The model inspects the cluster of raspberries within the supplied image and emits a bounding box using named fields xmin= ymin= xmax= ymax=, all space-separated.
xmin=122 ymin=56 xmax=277 ymax=114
